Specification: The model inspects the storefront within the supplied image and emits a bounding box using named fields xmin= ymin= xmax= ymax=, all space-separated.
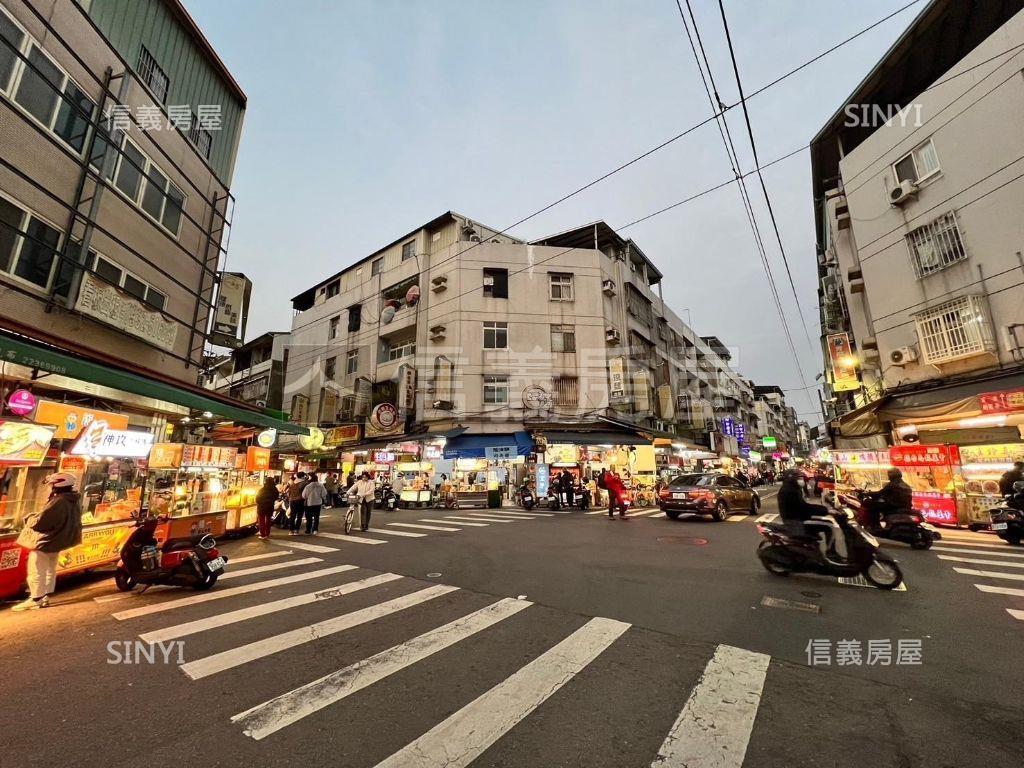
xmin=441 ymin=433 xmax=533 ymax=507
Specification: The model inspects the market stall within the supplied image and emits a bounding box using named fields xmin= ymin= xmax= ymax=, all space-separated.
xmin=958 ymin=443 xmax=1024 ymax=529
xmin=146 ymin=443 xmax=234 ymax=532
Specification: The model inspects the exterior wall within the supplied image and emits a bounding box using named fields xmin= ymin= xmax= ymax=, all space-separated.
xmin=0 ymin=0 xmax=242 ymax=384
xmin=835 ymin=9 xmax=1024 ymax=389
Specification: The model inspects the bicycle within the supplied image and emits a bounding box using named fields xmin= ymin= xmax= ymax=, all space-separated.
xmin=343 ymin=495 xmax=357 ymax=535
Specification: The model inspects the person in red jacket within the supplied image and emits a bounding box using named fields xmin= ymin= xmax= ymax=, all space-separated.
xmin=603 ymin=469 xmax=627 ymax=519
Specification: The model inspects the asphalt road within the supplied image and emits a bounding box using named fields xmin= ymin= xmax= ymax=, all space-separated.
xmin=2 ymin=489 xmax=1023 ymax=767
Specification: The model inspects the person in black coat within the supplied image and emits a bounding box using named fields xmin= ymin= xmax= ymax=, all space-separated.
xmin=255 ymin=476 xmax=279 ymax=540
xmin=999 ymin=461 xmax=1024 ymax=498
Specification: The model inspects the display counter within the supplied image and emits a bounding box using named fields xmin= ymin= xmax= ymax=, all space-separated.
xmin=958 ymin=443 xmax=1024 ymax=527
xmin=399 ymin=488 xmax=432 ymax=508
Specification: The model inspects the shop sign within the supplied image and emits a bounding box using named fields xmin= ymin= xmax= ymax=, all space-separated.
xmin=257 ymin=429 xmax=277 ymax=448
xmin=748 ymin=450 xmax=762 ymax=462
xmin=56 ymin=521 xmax=135 ymax=574
xmin=58 ymin=455 xmax=87 ymax=474
xmin=721 ymin=418 xmax=735 ymax=437
xmin=424 ymin=444 xmax=443 ymax=460
xmin=546 ymin=444 xmax=578 ymax=466
xmin=323 ymin=424 xmax=361 ymax=446
xmin=762 ymin=436 xmax=777 ymax=449
xmin=535 ymin=463 xmax=550 ymax=497
xmin=979 ymin=387 xmax=1024 ymax=414
xmin=34 ymin=400 xmax=129 ymax=439
xmin=290 ymin=394 xmax=309 ymax=425
xmin=735 ymin=423 xmax=745 ymax=444
xmin=70 ymin=421 xmax=153 ymax=459
xmin=609 ymin=357 xmax=626 ymax=399
xmin=320 ymin=387 xmax=338 ymax=423
xmin=827 ymin=332 xmax=859 ymax=392
xmin=7 ymin=389 xmax=35 ymax=416
xmin=75 ymin=271 xmax=178 ymax=351
xmin=484 ymin=445 xmax=516 ymax=461
xmin=373 ymin=451 xmax=396 ymax=464
xmin=398 ymin=365 xmax=417 ymax=412
xmin=299 ymin=427 xmax=325 ymax=451
xmin=367 ymin=402 xmax=400 ymax=437
xmin=912 ymin=492 xmax=957 ymax=525
xmin=246 ymin=446 xmax=271 ymax=472
xmin=890 ymin=444 xmax=957 ymax=467
xmin=149 ymin=442 xmax=185 ymax=469
xmin=210 ymin=272 xmax=252 ymax=349
xmin=180 ymin=445 xmax=238 ymax=469
xmin=0 ymin=421 xmax=54 ymax=465
xmin=393 ymin=441 xmax=420 ymax=455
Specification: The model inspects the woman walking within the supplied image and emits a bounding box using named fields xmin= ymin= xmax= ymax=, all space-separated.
xmin=255 ymin=476 xmax=279 ymax=540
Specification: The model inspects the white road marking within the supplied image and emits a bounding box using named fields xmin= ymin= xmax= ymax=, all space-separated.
xmin=837 ymin=575 xmax=908 ymax=591
xmin=727 ymin=514 xmax=749 ymax=522
xmin=270 ymin=539 xmax=338 ymax=554
xmin=941 ymin=533 xmax=1002 ymax=544
xmin=975 ymin=583 xmax=1024 ymax=597
xmin=233 ymin=597 xmax=532 ymax=740
xmin=140 ymin=574 xmax=403 ymax=644
xmin=225 ymin=551 xmax=292 ymax=564
xmin=933 ymin=546 xmax=1024 ymax=558
xmin=933 ymin=538 xmax=1011 ymax=549
xmin=316 ymin=532 xmax=388 ymax=545
xmin=644 ymin=509 xmax=666 ymax=517
xmin=424 ymin=518 xmax=488 ymax=527
xmin=585 ymin=509 xmax=609 ymax=515
xmin=479 ymin=511 xmax=554 ymax=518
xmin=181 ymin=584 xmax=459 ymax=680
xmin=939 ymin=555 xmax=1024 ymax=569
xmin=221 ymin=557 xmax=322 ymax=580
xmin=112 ymin=564 xmax=359 ymax=620
xmin=94 ymin=585 xmax=175 ymax=603
xmin=373 ymin=617 xmax=630 ymax=768
xmin=1008 ymin=608 xmax=1024 ymax=620
xmin=366 ymin=527 xmax=427 ymax=538
xmin=458 ymin=515 xmax=516 ymax=523
xmin=385 ymin=522 xmax=458 ymax=531
xmin=953 ymin=567 xmax=1024 ymax=582
xmin=651 ymin=644 xmax=770 ymax=768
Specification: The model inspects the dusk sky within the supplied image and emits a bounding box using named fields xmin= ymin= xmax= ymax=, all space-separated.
xmin=187 ymin=0 xmax=926 ymax=426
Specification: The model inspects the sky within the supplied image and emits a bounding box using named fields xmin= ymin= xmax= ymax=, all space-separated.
xmin=186 ymin=0 xmax=926 ymax=427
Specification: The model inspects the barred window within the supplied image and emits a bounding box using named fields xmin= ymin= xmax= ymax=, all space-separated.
xmin=914 ymin=295 xmax=994 ymax=364
xmin=137 ymin=46 xmax=169 ymax=103
xmin=553 ymin=376 xmax=579 ymax=407
xmin=906 ymin=212 xmax=966 ymax=277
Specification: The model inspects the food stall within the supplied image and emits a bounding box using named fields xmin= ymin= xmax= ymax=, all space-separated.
xmin=394 ymin=461 xmax=434 ymax=507
xmin=146 ymin=443 xmax=234 ymax=534
xmin=222 ymin=446 xmax=271 ymax=533
xmin=958 ymin=443 xmax=1024 ymax=528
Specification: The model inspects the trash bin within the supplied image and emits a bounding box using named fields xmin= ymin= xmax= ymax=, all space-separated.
xmin=487 ymin=489 xmax=502 ymax=508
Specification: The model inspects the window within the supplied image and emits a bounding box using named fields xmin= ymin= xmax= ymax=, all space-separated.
xmin=914 ymin=295 xmax=995 ymax=364
xmin=906 ymin=212 xmax=966 ymax=277
xmin=371 ymin=257 xmax=383 ymax=276
xmin=347 ymin=304 xmax=361 ymax=333
xmin=549 ymin=272 xmax=574 ymax=301
xmin=137 ymin=46 xmax=169 ymax=103
xmin=553 ymin=376 xmax=579 ymax=407
xmin=326 ymin=280 xmax=340 ymax=298
xmin=483 ymin=268 xmax=508 ymax=299
xmin=385 ymin=337 xmax=416 ymax=362
xmin=109 ymin=137 xmax=185 ymax=236
xmin=893 ymin=139 xmax=940 ymax=185
xmin=550 ymin=324 xmax=576 ymax=353
xmin=483 ymin=375 xmax=509 ymax=405
xmin=85 ymin=251 xmax=167 ymax=309
xmin=114 ymin=140 xmax=145 ymax=200
xmin=0 ymin=195 xmax=61 ymax=289
xmin=401 ymin=241 xmax=415 ymax=261
xmin=483 ymin=321 xmax=508 ymax=349
xmin=626 ymin=284 xmax=653 ymax=324
xmin=187 ymin=115 xmax=212 ymax=159
xmin=328 ymin=316 xmax=340 ymax=339
xmin=0 ymin=11 xmax=25 ymax=92
xmin=346 ymin=349 xmax=358 ymax=375
xmin=325 ymin=356 xmax=336 ymax=381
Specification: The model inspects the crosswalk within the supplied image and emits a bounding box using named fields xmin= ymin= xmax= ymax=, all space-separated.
xmin=932 ymin=529 xmax=1024 ymax=623
xmin=100 ymin=551 xmax=771 ymax=766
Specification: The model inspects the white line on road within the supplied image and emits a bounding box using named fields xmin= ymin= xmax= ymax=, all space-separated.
xmin=953 ymin=567 xmax=1024 ymax=582
xmin=366 ymin=527 xmax=427 ymax=538
xmin=424 ymin=518 xmax=487 ymax=527
xmin=233 ymin=597 xmax=533 ymax=740
xmin=140 ymin=573 xmax=403 ymax=644
xmin=112 ymin=564 xmax=359 ymax=620
xmin=585 ymin=509 xmax=609 ymax=515
xmin=373 ymin=617 xmax=630 ymax=768
xmin=651 ymin=644 xmax=770 ymax=768
xmin=975 ymin=583 xmax=1024 ymax=597
xmin=727 ymin=514 xmax=749 ymax=522
xmin=220 ymin=557 xmax=322 ymax=580
xmin=270 ymin=539 xmax=338 ymax=554
xmin=1008 ymin=608 xmax=1024 ymax=620
xmin=459 ymin=515 xmax=517 ymax=523
xmin=644 ymin=509 xmax=666 ymax=517
xmin=181 ymin=584 xmax=459 ymax=680
xmin=480 ymin=511 xmax=554 ymax=518
xmin=939 ymin=555 xmax=1024 ymax=569
xmin=933 ymin=546 xmax=1024 ymax=559
xmin=937 ymin=538 xmax=1012 ymax=549
xmin=94 ymin=585 xmax=175 ymax=603
xmin=388 ymin=522 xmax=460 ymax=532
xmin=224 ymin=551 xmax=292 ymax=565
xmin=316 ymin=532 xmax=388 ymax=545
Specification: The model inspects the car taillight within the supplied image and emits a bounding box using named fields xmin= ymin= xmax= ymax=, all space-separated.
xmin=658 ymin=488 xmax=670 ymax=499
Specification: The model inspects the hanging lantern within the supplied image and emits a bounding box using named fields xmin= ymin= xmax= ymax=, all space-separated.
xmin=406 ymin=284 xmax=421 ymax=307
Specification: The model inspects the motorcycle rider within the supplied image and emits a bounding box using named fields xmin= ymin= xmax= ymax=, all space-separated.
xmin=778 ymin=470 xmax=833 ymax=554
xmin=865 ymin=468 xmax=913 ymax=531
xmin=999 ymin=461 xmax=1024 ymax=498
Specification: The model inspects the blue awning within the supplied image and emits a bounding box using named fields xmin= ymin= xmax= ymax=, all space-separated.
xmin=443 ymin=431 xmax=533 ymax=459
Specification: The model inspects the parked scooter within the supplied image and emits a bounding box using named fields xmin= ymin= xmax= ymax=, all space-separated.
xmin=377 ymin=483 xmax=399 ymax=512
xmin=989 ymin=481 xmax=1024 ymax=545
xmin=114 ymin=515 xmax=227 ymax=592
xmin=843 ymin=488 xmax=941 ymax=550
xmin=573 ymin=484 xmax=592 ymax=510
xmin=519 ymin=483 xmax=536 ymax=510
xmin=755 ymin=497 xmax=904 ymax=589
xmin=547 ymin=488 xmax=562 ymax=510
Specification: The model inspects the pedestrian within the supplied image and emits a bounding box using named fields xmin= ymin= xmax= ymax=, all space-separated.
xmin=558 ymin=469 xmax=574 ymax=507
xmin=603 ymin=468 xmax=627 ymax=519
xmin=999 ymin=461 xmax=1024 ymax=497
xmin=286 ymin=472 xmax=308 ymax=536
xmin=302 ymin=473 xmax=328 ymax=535
xmin=12 ymin=472 xmax=82 ymax=611
xmin=255 ymin=476 xmax=279 ymax=540
xmin=353 ymin=471 xmax=376 ymax=531
xmin=324 ymin=473 xmax=339 ymax=508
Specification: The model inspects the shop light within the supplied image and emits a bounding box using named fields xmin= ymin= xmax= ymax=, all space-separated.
xmin=838 ymin=355 xmax=858 ymax=368
xmin=958 ymin=415 xmax=1006 ymax=428
xmin=182 ymin=416 xmax=191 ymax=423
xmin=961 ymin=462 xmax=1014 ymax=472
xmin=202 ymin=411 xmax=213 ymax=418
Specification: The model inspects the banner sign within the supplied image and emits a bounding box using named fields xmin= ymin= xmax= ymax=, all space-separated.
xmin=0 ymin=421 xmax=55 ymax=465
xmin=827 ymin=332 xmax=859 ymax=392
xmin=149 ymin=443 xmax=184 ymax=469
xmin=365 ymin=380 xmax=402 ymax=438
xmin=889 ymin=444 xmax=958 ymax=467
xmin=485 ymin=445 xmax=516 ymax=461
xmin=34 ymin=400 xmax=129 ymax=439
xmin=71 ymin=421 xmax=153 ymax=459
xmin=180 ymin=445 xmax=237 ymax=469
xmin=75 ymin=272 xmax=178 ymax=351
xmin=210 ymin=272 xmax=252 ymax=349
xmin=609 ymin=357 xmax=626 ymax=399
xmin=324 ymin=424 xmax=361 ymax=446
xmin=246 ymin=446 xmax=271 ymax=472
xmin=979 ymin=387 xmax=1024 ymax=414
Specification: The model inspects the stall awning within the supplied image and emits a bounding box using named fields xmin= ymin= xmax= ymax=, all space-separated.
xmin=443 ymin=432 xmax=533 ymax=459
xmin=0 ymin=331 xmax=308 ymax=435
xmin=542 ymin=430 xmax=650 ymax=446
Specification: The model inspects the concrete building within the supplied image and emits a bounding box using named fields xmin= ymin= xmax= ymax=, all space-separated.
xmin=285 ymin=213 xmax=759 ymax=454
xmin=205 ymin=331 xmax=290 ymax=412
xmin=812 ymin=0 xmax=1024 ymax=446
xmin=751 ymin=385 xmax=799 ymax=454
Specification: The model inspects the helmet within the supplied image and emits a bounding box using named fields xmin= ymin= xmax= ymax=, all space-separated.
xmin=44 ymin=472 xmax=77 ymax=490
xmin=1013 ymin=480 xmax=1024 ymax=493
xmin=887 ymin=468 xmax=903 ymax=481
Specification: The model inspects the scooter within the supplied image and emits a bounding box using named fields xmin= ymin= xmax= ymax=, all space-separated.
xmin=989 ymin=488 xmax=1024 ymax=545
xmin=114 ymin=515 xmax=227 ymax=592
xmin=843 ymin=489 xmax=941 ymax=550
xmin=755 ymin=500 xmax=904 ymax=589
xmin=519 ymin=484 xmax=536 ymax=510
xmin=573 ymin=484 xmax=591 ymax=511
xmin=378 ymin=483 xmax=399 ymax=512
xmin=547 ymin=489 xmax=562 ymax=510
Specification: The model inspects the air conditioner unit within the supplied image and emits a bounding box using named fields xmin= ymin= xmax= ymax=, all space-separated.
xmin=601 ymin=278 xmax=616 ymax=296
xmin=429 ymin=324 xmax=446 ymax=341
xmin=605 ymin=327 xmax=621 ymax=343
xmin=430 ymin=275 xmax=448 ymax=292
xmin=889 ymin=180 xmax=917 ymax=206
xmin=889 ymin=346 xmax=918 ymax=366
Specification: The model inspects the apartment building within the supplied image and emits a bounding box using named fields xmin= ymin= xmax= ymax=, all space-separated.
xmin=812 ymin=0 xmax=1024 ymax=447
xmin=205 ymin=331 xmax=290 ymax=412
xmin=751 ymin=385 xmax=799 ymax=454
xmin=285 ymin=213 xmax=758 ymax=454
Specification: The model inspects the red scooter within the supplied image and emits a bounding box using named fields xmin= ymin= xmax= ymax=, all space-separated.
xmin=114 ymin=515 xmax=227 ymax=591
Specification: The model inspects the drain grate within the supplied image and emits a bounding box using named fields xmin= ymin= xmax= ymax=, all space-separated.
xmin=656 ymin=536 xmax=709 ymax=546
xmin=837 ymin=575 xmax=907 ymax=591
xmin=760 ymin=595 xmax=821 ymax=614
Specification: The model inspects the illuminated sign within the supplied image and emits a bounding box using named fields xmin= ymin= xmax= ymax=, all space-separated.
xmin=246 ymin=446 xmax=271 ymax=472
xmin=827 ymin=332 xmax=859 ymax=392
xmin=7 ymin=389 xmax=35 ymax=416
xmin=912 ymin=492 xmax=957 ymax=525
xmin=762 ymin=436 xmax=777 ymax=449
xmin=721 ymin=418 xmax=735 ymax=437
xmin=257 ymin=429 xmax=277 ymax=448
xmin=34 ymin=400 xmax=128 ymax=439
xmin=299 ymin=427 xmax=325 ymax=451
xmin=889 ymin=444 xmax=957 ymax=467
xmin=373 ymin=451 xmax=396 ymax=464
xmin=424 ymin=444 xmax=443 ymax=460
xmin=71 ymin=421 xmax=153 ymax=459
xmin=180 ymin=445 xmax=237 ymax=469
xmin=0 ymin=421 xmax=55 ymax=465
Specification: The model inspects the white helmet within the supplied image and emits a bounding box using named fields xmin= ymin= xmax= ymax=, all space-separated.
xmin=44 ymin=472 xmax=77 ymax=490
